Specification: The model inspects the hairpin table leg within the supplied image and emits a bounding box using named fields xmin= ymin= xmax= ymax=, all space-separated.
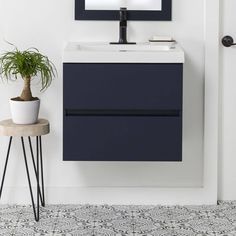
xmin=0 ymin=137 xmax=12 ymax=200
xmin=28 ymin=136 xmax=45 ymax=206
xmin=39 ymin=136 xmax=45 ymax=207
xmin=21 ymin=137 xmax=40 ymax=222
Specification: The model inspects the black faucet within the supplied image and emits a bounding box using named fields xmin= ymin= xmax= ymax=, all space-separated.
xmin=110 ymin=8 xmax=136 ymax=44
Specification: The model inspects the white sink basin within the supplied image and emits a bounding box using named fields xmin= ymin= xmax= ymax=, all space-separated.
xmin=63 ymin=42 xmax=185 ymax=63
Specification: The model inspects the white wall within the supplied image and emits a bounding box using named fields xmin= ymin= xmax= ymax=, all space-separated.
xmin=0 ymin=0 xmax=206 ymax=204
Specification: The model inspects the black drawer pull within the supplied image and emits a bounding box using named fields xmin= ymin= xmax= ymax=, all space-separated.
xmin=65 ymin=109 xmax=181 ymax=117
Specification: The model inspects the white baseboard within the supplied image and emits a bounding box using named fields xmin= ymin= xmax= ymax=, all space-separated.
xmin=0 ymin=186 xmax=217 ymax=205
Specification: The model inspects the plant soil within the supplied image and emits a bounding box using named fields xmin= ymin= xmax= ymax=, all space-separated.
xmin=11 ymin=97 xmax=39 ymax=101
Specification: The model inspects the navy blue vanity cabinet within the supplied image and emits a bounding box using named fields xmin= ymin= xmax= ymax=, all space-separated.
xmin=63 ymin=63 xmax=183 ymax=161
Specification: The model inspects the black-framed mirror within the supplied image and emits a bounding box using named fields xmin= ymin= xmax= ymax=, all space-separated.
xmin=75 ymin=0 xmax=172 ymax=21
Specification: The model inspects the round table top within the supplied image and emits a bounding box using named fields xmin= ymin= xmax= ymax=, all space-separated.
xmin=0 ymin=119 xmax=50 ymax=137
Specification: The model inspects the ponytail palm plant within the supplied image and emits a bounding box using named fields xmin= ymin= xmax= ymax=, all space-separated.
xmin=0 ymin=45 xmax=57 ymax=124
xmin=0 ymin=46 xmax=56 ymax=101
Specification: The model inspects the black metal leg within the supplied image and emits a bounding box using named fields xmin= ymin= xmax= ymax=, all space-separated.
xmin=0 ymin=137 xmax=12 ymax=200
xmin=36 ymin=137 xmax=40 ymax=219
xmin=28 ymin=137 xmax=45 ymax=206
xmin=0 ymin=136 xmax=46 ymax=222
xmin=21 ymin=137 xmax=39 ymax=222
xmin=39 ymin=136 xmax=45 ymax=206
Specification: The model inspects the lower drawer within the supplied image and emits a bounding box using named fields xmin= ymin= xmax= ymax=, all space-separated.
xmin=63 ymin=116 xmax=182 ymax=161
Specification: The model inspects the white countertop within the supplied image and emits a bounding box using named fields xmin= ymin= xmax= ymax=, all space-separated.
xmin=63 ymin=42 xmax=185 ymax=63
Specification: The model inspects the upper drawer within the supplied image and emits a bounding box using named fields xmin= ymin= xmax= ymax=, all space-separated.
xmin=63 ymin=63 xmax=183 ymax=110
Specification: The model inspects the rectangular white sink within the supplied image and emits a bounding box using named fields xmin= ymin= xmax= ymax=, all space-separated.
xmin=63 ymin=42 xmax=185 ymax=63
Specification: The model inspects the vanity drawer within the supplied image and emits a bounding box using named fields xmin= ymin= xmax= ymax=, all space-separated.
xmin=63 ymin=63 xmax=183 ymax=110
xmin=63 ymin=115 xmax=182 ymax=161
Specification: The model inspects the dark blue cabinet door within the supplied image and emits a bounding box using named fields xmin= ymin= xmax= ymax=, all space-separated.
xmin=64 ymin=116 xmax=182 ymax=161
xmin=63 ymin=63 xmax=183 ymax=161
xmin=63 ymin=63 xmax=183 ymax=110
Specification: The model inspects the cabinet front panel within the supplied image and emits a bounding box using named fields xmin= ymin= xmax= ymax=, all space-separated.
xmin=63 ymin=63 xmax=183 ymax=110
xmin=63 ymin=116 xmax=182 ymax=161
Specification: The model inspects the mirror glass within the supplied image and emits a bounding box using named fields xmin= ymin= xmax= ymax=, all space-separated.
xmin=85 ymin=0 xmax=162 ymax=11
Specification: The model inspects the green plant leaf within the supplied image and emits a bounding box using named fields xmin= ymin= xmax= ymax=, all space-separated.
xmin=0 ymin=45 xmax=57 ymax=93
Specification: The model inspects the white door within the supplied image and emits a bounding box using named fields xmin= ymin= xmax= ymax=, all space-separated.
xmin=219 ymin=0 xmax=236 ymax=200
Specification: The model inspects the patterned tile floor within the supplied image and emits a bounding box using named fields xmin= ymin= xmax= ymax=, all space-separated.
xmin=1 ymin=201 xmax=236 ymax=235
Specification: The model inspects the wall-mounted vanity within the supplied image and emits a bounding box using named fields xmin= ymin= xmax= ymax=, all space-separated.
xmin=63 ymin=0 xmax=183 ymax=162
xmin=75 ymin=0 xmax=172 ymax=21
xmin=63 ymin=42 xmax=184 ymax=161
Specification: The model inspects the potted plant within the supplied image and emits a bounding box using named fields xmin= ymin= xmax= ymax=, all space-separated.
xmin=0 ymin=46 xmax=56 ymax=124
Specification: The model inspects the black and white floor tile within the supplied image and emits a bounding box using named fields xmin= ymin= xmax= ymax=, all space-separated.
xmin=1 ymin=201 xmax=236 ymax=235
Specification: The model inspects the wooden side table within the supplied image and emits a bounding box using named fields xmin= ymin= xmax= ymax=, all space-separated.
xmin=0 ymin=119 xmax=50 ymax=221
